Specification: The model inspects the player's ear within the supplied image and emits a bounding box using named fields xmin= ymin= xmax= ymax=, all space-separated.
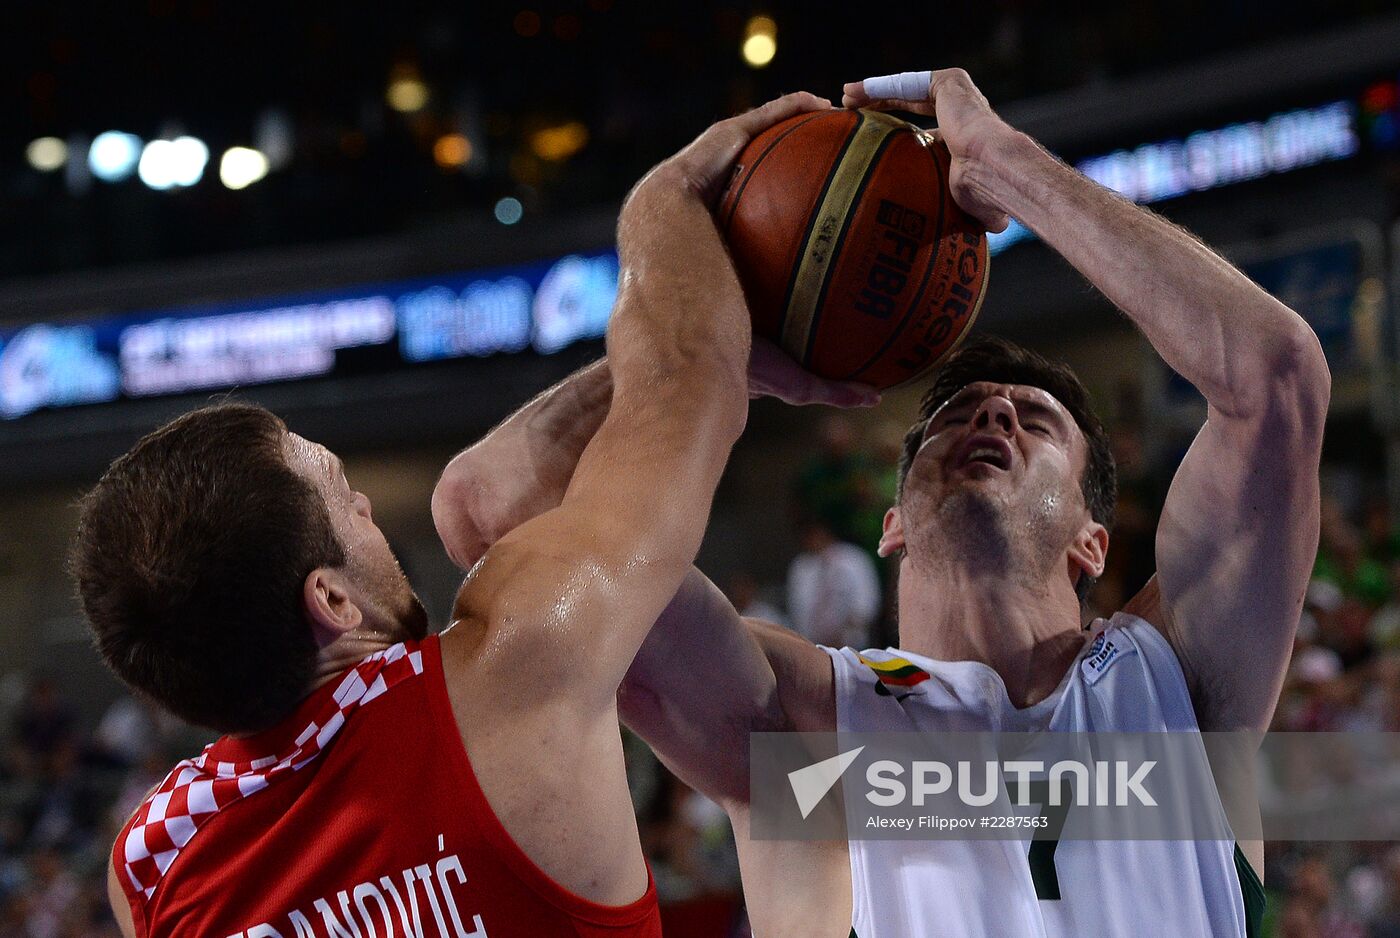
xmin=1067 ymin=521 xmax=1108 ymax=583
xmin=303 ymin=567 xmax=363 ymax=646
xmin=877 ymin=507 xmax=906 ymax=558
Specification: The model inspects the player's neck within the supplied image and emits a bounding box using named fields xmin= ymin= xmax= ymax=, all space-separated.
xmin=310 ymin=627 xmax=405 ymax=690
xmin=895 ymin=560 xmax=1087 ymax=709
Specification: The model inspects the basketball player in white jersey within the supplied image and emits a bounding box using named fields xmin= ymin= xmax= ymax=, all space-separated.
xmin=432 ymin=69 xmax=1329 ymax=937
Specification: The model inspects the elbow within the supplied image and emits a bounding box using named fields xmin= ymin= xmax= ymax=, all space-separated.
xmin=1275 ymin=323 xmax=1331 ymax=444
xmin=431 ymin=469 xmax=493 ymax=572
xmin=1239 ymin=319 xmax=1330 ymax=448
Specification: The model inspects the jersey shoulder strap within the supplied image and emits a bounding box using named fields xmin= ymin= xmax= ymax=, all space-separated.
xmin=1075 ymin=611 xmax=1201 ymax=732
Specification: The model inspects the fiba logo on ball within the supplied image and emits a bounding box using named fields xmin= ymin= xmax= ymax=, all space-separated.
xmin=720 ymin=108 xmax=990 ymax=390
xmin=852 ymin=200 xmax=928 ymax=321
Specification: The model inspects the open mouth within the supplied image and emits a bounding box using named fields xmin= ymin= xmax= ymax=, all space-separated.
xmin=955 ymin=438 xmax=1013 ymax=471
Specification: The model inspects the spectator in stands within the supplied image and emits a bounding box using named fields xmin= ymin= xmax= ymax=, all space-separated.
xmin=88 ymin=697 xmax=157 ymax=770
xmin=786 ymin=517 xmax=881 ymax=649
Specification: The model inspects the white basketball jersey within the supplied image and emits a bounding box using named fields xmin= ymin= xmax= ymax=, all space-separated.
xmin=823 ymin=612 xmax=1262 ymax=938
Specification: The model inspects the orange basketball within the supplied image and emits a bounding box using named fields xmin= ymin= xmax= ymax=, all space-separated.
xmin=719 ymin=108 xmax=990 ymax=390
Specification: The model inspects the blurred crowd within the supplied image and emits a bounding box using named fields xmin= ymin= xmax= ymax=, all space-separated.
xmin=0 ymin=673 xmax=202 ymax=937
xmin=2 ymin=410 xmax=1398 ymax=937
xmin=1263 ymin=490 xmax=1400 ymax=938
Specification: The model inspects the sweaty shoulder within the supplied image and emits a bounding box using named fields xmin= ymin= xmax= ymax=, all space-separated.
xmin=747 ymin=618 xmax=836 ymax=733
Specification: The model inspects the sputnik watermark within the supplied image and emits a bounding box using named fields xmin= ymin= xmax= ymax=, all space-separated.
xmin=865 ymin=758 xmax=1156 ymax=808
xmin=756 ymin=733 xmax=1299 ymax=840
xmin=789 ymin=750 xmax=1156 ymax=818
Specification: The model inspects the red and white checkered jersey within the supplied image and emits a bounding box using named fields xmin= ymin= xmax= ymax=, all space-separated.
xmin=112 ymin=635 xmax=661 ymax=938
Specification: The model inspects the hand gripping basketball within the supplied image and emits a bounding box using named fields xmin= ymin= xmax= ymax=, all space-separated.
xmin=665 ymin=92 xmax=833 ymax=205
xmin=842 ymin=69 xmax=1013 ymax=233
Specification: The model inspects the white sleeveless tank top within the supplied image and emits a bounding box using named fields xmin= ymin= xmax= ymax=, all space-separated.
xmin=823 ymin=612 xmax=1262 ymax=938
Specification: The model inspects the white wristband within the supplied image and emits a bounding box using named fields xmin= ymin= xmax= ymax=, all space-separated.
xmin=861 ymin=70 xmax=933 ymax=101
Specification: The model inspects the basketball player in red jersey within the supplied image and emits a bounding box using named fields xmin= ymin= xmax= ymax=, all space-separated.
xmin=69 ymin=91 xmax=861 ymax=938
xmin=433 ymin=69 xmax=1331 ymax=937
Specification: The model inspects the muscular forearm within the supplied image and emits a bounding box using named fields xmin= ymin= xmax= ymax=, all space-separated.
xmin=973 ymin=131 xmax=1326 ymax=417
xmin=432 ymin=360 xmax=613 ymax=569
xmin=611 ymin=176 xmax=751 ymax=436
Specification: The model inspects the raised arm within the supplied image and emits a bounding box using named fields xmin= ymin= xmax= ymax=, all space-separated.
xmin=448 ymin=94 xmax=835 ymax=713
xmin=846 ymin=70 xmax=1330 ymax=732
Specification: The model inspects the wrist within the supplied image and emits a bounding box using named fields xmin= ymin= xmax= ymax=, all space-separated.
xmin=621 ymin=164 xmax=693 ymax=217
xmin=962 ymin=126 xmax=1042 ymax=213
xmin=618 ymin=170 xmax=697 ymax=262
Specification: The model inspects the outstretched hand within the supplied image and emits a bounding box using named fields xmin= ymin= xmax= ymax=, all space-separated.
xmin=748 ymin=337 xmax=880 ymax=408
xmin=842 ymin=69 xmax=1014 ymax=233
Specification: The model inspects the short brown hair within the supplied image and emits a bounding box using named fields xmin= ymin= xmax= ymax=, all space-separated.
xmin=70 ymin=403 xmax=344 ymax=733
xmin=897 ymin=336 xmax=1117 ymax=602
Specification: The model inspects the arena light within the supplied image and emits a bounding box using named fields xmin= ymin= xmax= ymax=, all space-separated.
xmin=219 ymin=146 xmax=270 ymax=189
xmin=743 ymin=15 xmax=777 ymax=68
xmin=494 ymin=196 xmax=523 ymax=225
xmin=89 ymin=131 xmax=142 ymax=182
xmin=169 ymin=136 xmax=209 ymax=186
xmin=26 ymin=137 xmax=67 ymax=172
xmin=529 ymin=122 xmax=588 ymax=161
xmin=433 ymin=133 xmax=472 ymax=169
xmin=138 ymin=136 xmax=208 ymax=190
xmin=138 ymin=140 xmax=177 ymax=189
xmin=386 ymin=66 xmax=429 ymax=113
